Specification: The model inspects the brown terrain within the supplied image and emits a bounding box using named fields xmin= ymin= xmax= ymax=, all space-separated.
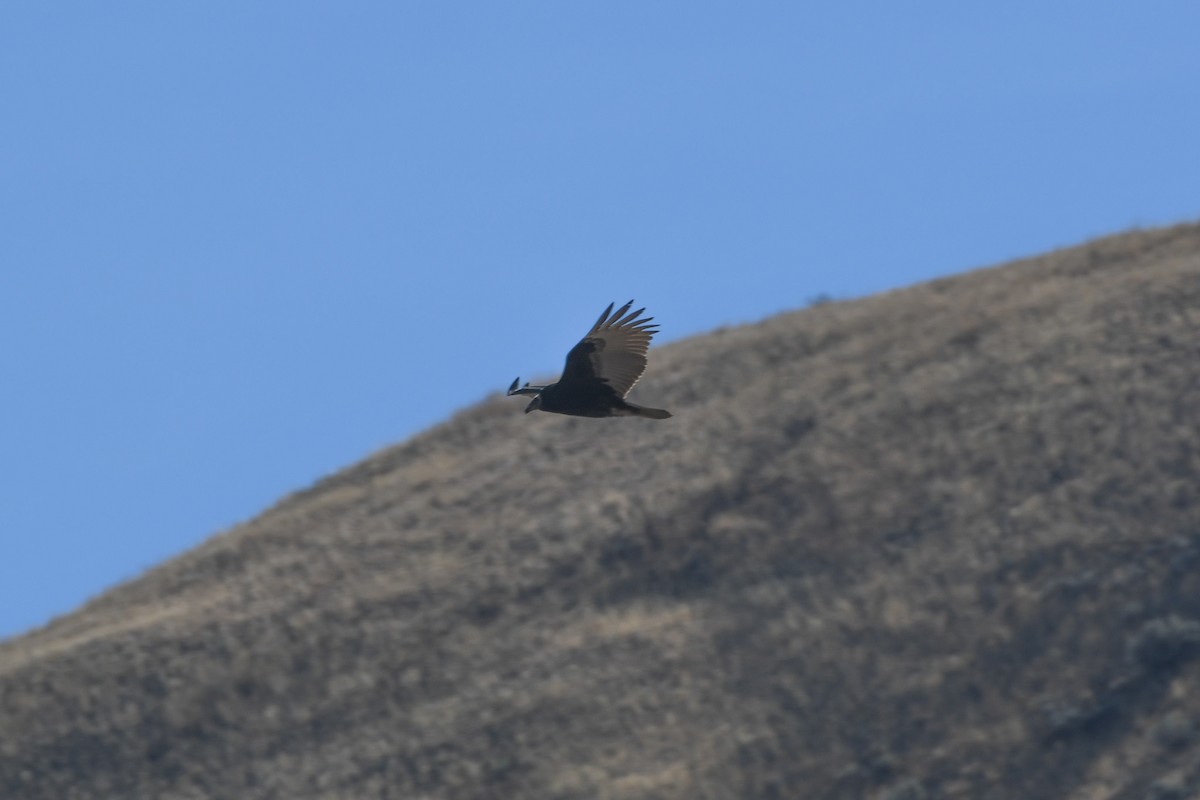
xmin=2 ymin=223 xmax=1200 ymax=799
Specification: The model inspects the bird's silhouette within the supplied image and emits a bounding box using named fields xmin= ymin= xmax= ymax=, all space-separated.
xmin=508 ymin=300 xmax=671 ymax=419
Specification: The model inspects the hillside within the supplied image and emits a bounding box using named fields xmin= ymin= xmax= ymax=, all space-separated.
xmin=3 ymin=223 xmax=1200 ymax=799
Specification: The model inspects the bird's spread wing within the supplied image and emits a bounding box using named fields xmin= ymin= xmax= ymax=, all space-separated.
xmin=559 ymin=300 xmax=660 ymax=397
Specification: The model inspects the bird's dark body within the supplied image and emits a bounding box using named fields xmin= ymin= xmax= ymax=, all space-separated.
xmin=507 ymin=301 xmax=671 ymax=420
xmin=536 ymin=380 xmax=643 ymax=418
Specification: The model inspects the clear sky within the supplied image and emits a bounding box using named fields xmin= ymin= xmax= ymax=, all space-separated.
xmin=3 ymin=3 xmax=1198 ymax=641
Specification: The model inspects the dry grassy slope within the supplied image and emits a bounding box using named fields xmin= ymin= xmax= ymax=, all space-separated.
xmin=3 ymin=224 xmax=1200 ymax=800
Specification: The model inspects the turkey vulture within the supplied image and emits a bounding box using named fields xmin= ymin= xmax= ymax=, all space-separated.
xmin=507 ymin=300 xmax=671 ymax=419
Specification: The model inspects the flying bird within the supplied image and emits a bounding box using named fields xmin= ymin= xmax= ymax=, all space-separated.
xmin=508 ymin=300 xmax=672 ymax=419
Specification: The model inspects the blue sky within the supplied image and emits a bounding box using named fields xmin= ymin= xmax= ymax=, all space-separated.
xmin=3 ymin=3 xmax=1198 ymax=640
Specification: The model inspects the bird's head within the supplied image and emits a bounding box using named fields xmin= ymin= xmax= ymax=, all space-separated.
xmin=507 ymin=377 xmax=544 ymax=413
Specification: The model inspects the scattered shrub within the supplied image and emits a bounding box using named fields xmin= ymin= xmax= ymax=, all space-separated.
xmin=1126 ymin=616 xmax=1200 ymax=671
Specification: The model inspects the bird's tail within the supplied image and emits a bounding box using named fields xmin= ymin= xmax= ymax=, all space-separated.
xmin=624 ymin=403 xmax=672 ymax=419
